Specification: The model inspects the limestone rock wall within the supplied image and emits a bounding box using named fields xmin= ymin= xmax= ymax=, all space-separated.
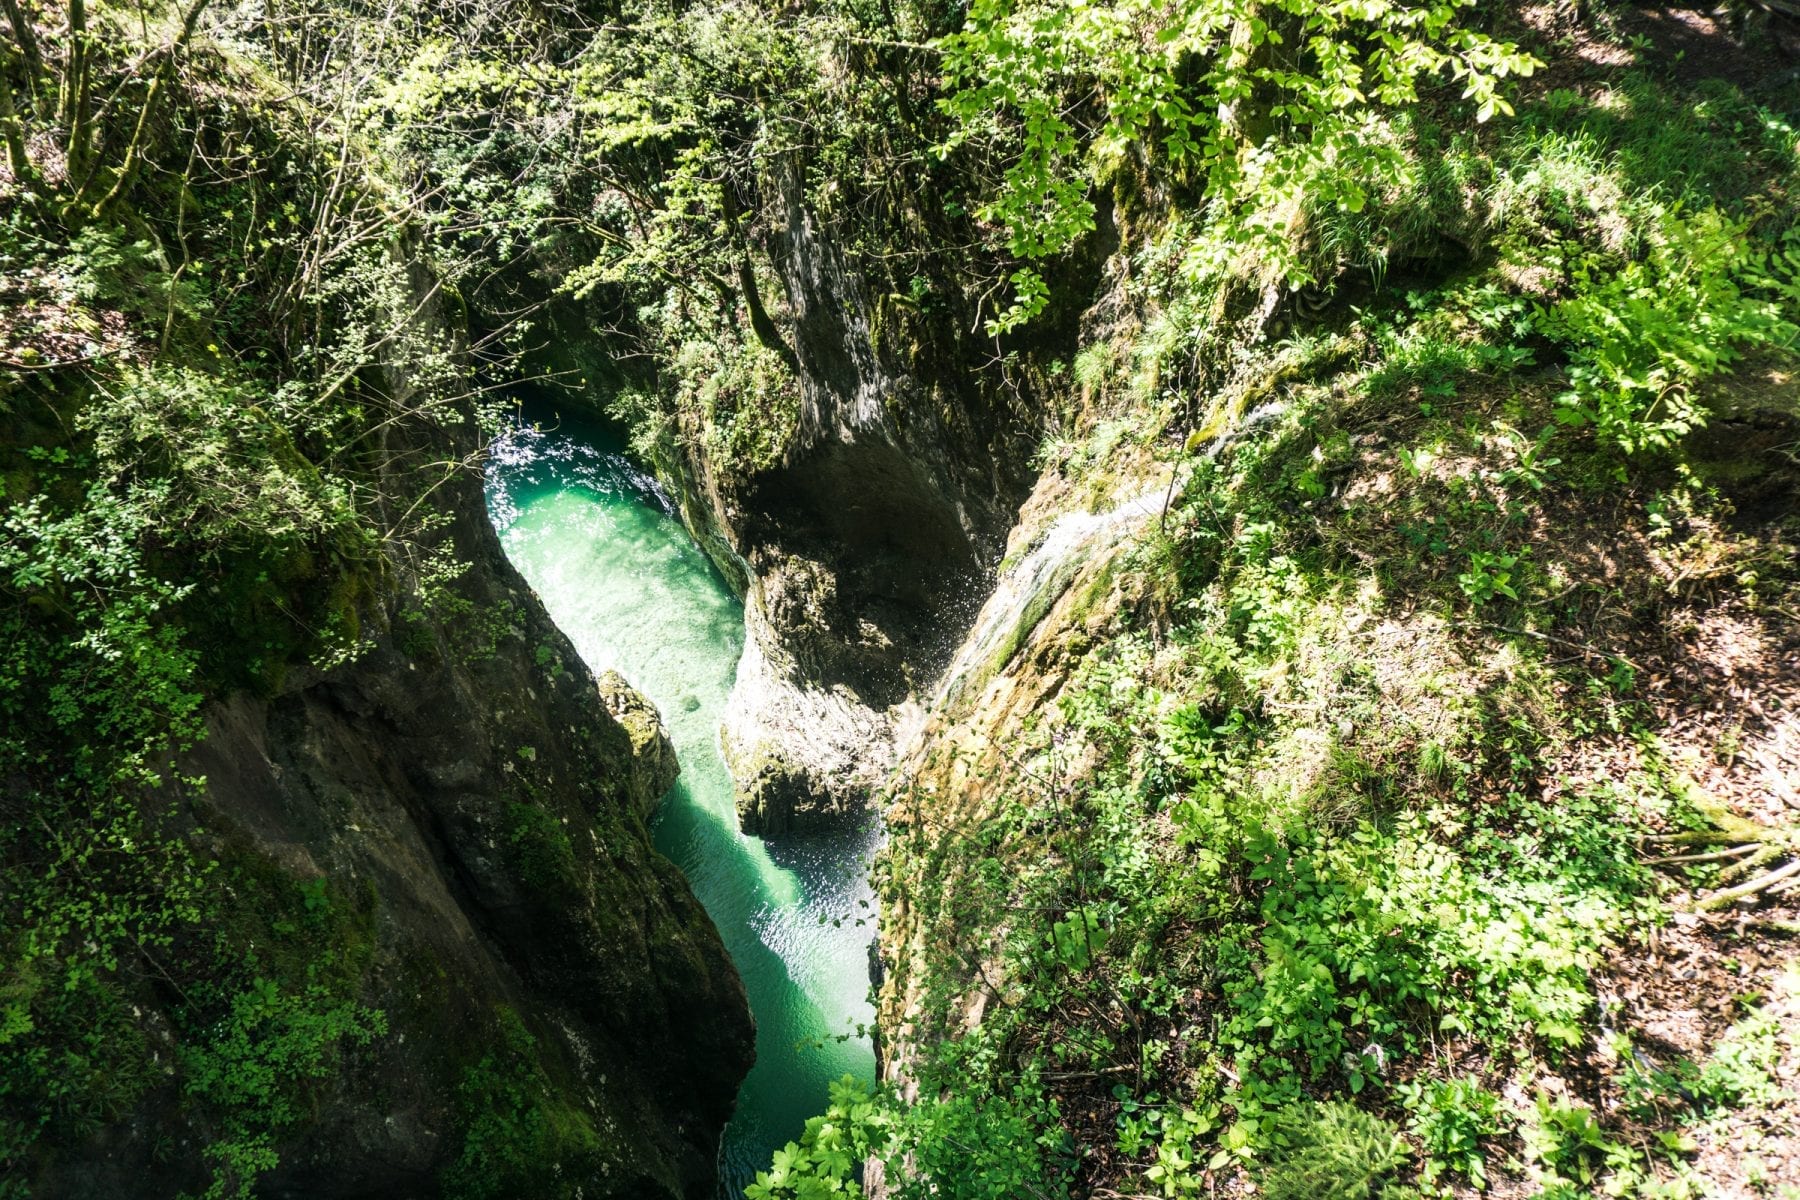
xmin=654 ymin=161 xmax=1044 ymax=836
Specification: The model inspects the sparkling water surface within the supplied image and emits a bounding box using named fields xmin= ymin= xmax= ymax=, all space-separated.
xmin=484 ymin=407 xmax=878 ymax=1196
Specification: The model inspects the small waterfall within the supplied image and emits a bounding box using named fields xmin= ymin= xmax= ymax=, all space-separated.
xmin=934 ymin=477 xmax=1173 ymax=713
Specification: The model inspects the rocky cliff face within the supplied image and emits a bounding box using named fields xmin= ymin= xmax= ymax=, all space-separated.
xmin=654 ymin=162 xmax=1044 ymax=837
xmin=33 ymin=421 xmax=754 ymax=1200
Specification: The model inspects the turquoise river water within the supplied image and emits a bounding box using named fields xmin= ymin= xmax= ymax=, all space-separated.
xmin=484 ymin=408 xmax=879 ymax=1197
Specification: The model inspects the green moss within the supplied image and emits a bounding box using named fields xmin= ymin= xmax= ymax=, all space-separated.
xmin=444 ymin=1007 xmax=612 ymax=1200
xmin=665 ymin=334 xmax=802 ymax=478
xmin=211 ymin=849 xmax=382 ymax=994
xmin=504 ymin=803 xmax=581 ymax=901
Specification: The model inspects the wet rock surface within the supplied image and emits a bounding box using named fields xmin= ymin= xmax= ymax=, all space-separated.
xmin=646 ymin=165 xmax=1042 ymax=831
xmin=718 ymin=580 xmax=895 ymax=836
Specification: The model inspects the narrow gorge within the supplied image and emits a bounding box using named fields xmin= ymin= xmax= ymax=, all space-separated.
xmin=6 ymin=3 xmax=1800 ymax=1200
xmin=482 ymin=407 xmax=878 ymax=1192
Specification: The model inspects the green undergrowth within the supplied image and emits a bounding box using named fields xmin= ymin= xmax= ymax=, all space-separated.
xmin=443 ymin=1006 xmax=612 ymax=1200
xmin=762 ymin=371 xmax=1791 ymax=1199
xmin=0 ymin=6 xmax=499 ymax=1195
xmin=0 ymin=379 xmax=396 ymax=1196
xmin=173 ymin=866 xmax=387 ymax=1199
xmin=751 ymin=19 xmax=1800 ymax=1200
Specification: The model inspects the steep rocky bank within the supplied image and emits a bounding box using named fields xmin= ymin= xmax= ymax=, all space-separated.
xmin=871 ymin=342 xmax=1800 ymax=1198
xmin=25 ymin=408 xmax=755 ymax=1200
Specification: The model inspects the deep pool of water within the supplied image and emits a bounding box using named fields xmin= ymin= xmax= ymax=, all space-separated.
xmin=484 ymin=408 xmax=878 ymax=1196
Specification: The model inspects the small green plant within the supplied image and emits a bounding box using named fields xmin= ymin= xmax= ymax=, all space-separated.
xmin=1397 ymin=1076 xmax=1507 ymax=1187
xmin=1522 ymin=1095 xmax=1627 ymax=1187
xmin=1694 ymin=1007 xmax=1783 ymax=1110
xmin=1496 ymin=426 xmax=1563 ymax=493
xmin=1458 ymin=549 xmax=1524 ymax=604
xmin=1048 ymin=906 xmax=1109 ymax=973
xmin=504 ymin=804 xmax=580 ymax=899
xmin=1115 ymin=1094 xmax=1224 ymax=1193
xmin=532 ymin=643 xmax=567 ymax=680
xmin=1256 ymin=1101 xmax=1408 ymax=1200
xmin=1136 ymin=1103 xmax=1219 ymax=1197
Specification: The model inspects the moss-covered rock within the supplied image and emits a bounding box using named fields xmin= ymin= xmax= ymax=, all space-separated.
xmin=595 ymin=669 xmax=680 ymax=818
xmin=15 ymin=431 xmax=755 ymax=1200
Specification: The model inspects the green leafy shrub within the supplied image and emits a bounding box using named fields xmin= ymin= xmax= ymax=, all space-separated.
xmin=744 ymin=1071 xmax=1070 ymax=1200
xmin=744 ymin=1074 xmax=881 ymax=1200
xmin=0 ymin=969 xmax=161 ymax=1169
xmin=1217 ymin=815 xmax=1621 ymax=1106
xmin=78 ymin=363 xmax=360 ymax=547
xmin=182 ymin=979 xmax=387 ymax=1200
xmin=1397 ymin=1076 xmax=1507 ymax=1187
xmin=1538 ymin=209 xmax=1800 ymax=453
xmin=65 ymin=224 xmax=208 ymax=328
xmin=938 ymin=0 xmax=1538 ymax=329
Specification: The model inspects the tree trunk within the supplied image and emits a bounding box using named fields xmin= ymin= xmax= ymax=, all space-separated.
xmin=81 ymin=0 xmax=215 ymax=220
xmin=1 ymin=0 xmax=42 ymax=93
xmin=0 ymin=42 xmax=33 ymax=184
xmin=721 ymin=181 xmax=799 ymax=372
xmin=738 ymin=256 xmax=799 ymax=374
xmin=62 ymin=0 xmax=91 ymax=183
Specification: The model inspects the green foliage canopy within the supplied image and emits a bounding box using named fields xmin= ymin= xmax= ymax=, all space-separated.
xmin=939 ymin=0 xmax=1539 ymax=331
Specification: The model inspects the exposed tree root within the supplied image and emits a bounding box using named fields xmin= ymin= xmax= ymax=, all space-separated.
xmin=1644 ymin=812 xmax=1800 ymax=912
xmin=1700 ymin=856 xmax=1800 ymax=911
xmin=1647 ymin=843 xmax=1760 ymax=866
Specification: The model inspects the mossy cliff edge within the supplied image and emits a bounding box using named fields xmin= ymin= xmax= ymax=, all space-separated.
xmin=3 ymin=327 xmax=754 ymax=1200
xmin=0 ymin=7 xmax=752 ymax=1196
